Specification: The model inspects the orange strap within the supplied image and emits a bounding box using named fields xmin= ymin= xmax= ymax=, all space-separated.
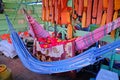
xmin=54 ymin=0 xmax=61 ymax=24
xmin=51 ymin=6 xmax=55 ymax=23
xmin=54 ymin=1 xmax=58 ymax=23
xmin=111 ymin=0 xmax=120 ymax=38
xmin=82 ymin=11 xmax=87 ymax=28
xmin=84 ymin=0 xmax=88 ymax=8
xmin=49 ymin=0 xmax=53 ymax=22
xmin=58 ymin=4 xmax=61 ymax=24
xmin=81 ymin=0 xmax=88 ymax=28
xmin=74 ymin=0 xmax=79 ymax=12
xmin=100 ymin=0 xmax=108 ymax=26
xmin=42 ymin=0 xmax=45 ymax=6
xmin=103 ymin=0 xmax=108 ymax=10
xmin=49 ymin=6 xmax=53 ymax=22
xmin=111 ymin=11 xmax=118 ymax=38
xmin=42 ymin=6 xmax=46 ymax=21
xmin=61 ymin=10 xmax=71 ymax=24
xmin=92 ymin=0 xmax=99 ymax=24
xmin=42 ymin=0 xmax=46 ymax=21
xmin=52 ymin=0 xmax=55 ymax=6
xmin=114 ymin=0 xmax=120 ymax=10
xmin=77 ymin=0 xmax=84 ymax=18
xmin=49 ymin=0 xmax=52 ymax=7
xmin=44 ymin=0 xmax=49 ymax=8
xmin=96 ymin=0 xmax=103 ymax=25
xmin=46 ymin=7 xmax=50 ymax=21
xmin=106 ymin=0 xmax=114 ymax=23
xmin=50 ymin=0 xmax=55 ymax=23
xmin=67 ymin=24 xmax=73 ymax=39
xmin=61 ymin=0 xmax=68 ymax=10
xmin=86 ymin=0 xmax=92 ymax=27
xmin=72 ymin=0 xmax=78 ymax=20
xmin=100 ymin=11 xmax=107 ymax=26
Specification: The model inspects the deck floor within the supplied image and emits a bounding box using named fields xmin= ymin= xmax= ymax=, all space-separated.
xmin=0 ymin=53 xmax=95 ymax=80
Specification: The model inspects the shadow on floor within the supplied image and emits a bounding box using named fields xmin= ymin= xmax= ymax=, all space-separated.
xmin=0 ymin=54 xmax=95 ymax=80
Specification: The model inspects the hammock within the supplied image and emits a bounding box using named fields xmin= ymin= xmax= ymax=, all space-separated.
xmin=5 ymin=15 xmax=120 ymax=74
xmin=25 ymin=13 xmax=120 ymax=50
xmin=25 ymin=13 xmax=50 ymax=39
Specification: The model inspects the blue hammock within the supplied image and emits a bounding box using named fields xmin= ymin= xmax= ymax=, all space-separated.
xmin=5 ymin=15 xmax=120 ymax=74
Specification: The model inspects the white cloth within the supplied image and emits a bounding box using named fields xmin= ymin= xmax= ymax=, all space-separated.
xmin=0 ymin=40 xmax=17 ymax=58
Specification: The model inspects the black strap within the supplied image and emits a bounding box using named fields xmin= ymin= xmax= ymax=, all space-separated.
xmin=0 ymin=0 xmax=4 ymax=13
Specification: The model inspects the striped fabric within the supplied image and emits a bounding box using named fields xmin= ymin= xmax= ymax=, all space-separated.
xmin=26 ymin=15 xmax=50 ymax=39
xmin=75 ymin=17 xmax=120 ymax=50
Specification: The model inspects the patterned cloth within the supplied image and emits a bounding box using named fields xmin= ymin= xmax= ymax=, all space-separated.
xmin=35 ymin=40 xmax=75 ymax=61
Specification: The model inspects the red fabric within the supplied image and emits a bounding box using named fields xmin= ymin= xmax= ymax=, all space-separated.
xmin=0 ymin=31 xmax=29 ymax=44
